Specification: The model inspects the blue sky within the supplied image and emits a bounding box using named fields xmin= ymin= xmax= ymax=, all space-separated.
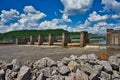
xmin=0 ymin=0 xmax=120 ymax=33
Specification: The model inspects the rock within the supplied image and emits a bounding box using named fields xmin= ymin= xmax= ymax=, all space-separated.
xmin=101 ymin=71 xmax=111 ymax=80
xmin=87 ymin=54 xmax=96 ymax=60
xmin=65 ymin=76 xmax=72 ymax=80
xmin=46 ymin=57 xmax=57 ymax=67
xmin=41 ymin=67 xmax=51 ymax=78
xmin=24 ymin=61 xmax=33 ymax=68
xmin=75 ymin=69 xmax=89 ymax=80
xmin=0 ymin=61 xmax=7 ymax=70
xmin=51 ymin=69 xmax=58 ymax=76
xmin=57 ymin=61 xmax=64 ymax=67
xmin=61 ymin=57 xmax=71 ymax=65
xmin=11 ymin=71 xmax=18 ymax=78
xmin=112 ymin=71 xmax=120 ymax=80
xmin=69 ymin=55 xmax=78 ymax=60
xmin=17 ymin=66 xmax=31 ymax=80
xmin=36 ymin=72 xmax=45 ymax=80
xmin=111 ymin=64 xmax=119 ymax=72
xmin=34 ymin=57 xmax=56 ymax=69
xmin=11 ymin=59 xmax=21 ymax=72
xmin=79 ymin=55 xmax=88 ymax=60
xmin=0 ymin=69 xmax=5 ymax=80
xmin=80 ymin=65 xmax=98 ymax=76
xmin=58 ymin=65 xmax=70 ymax=75
xmin=98 ymin=61 xmax=112 ymax=74
xmin=87 ymin=60 xmax=97 ymax=66
xmin=67 ymin=61 xmax=78 ymax=72
xmin=89 ymin=73 xmax=100 ymax=80
xmin=93 ymin=65 xmax=103 ymax=72
xmin=50 ymin=75 xmax=64 ymax=80
xmin=80 ymin=64 xmax=100 ymax=80
xmin=109 ymin=55 xmax=118 ymax=65
xmin=6 ymin=63 xmax=13 ymax=70
xmin=5 ymin=69 xmax=12 ymax=80
xmin=97 ymin=52 xmax=108 ymax=61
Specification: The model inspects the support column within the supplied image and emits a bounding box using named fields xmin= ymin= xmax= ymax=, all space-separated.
xmin=48 ymin=34 xmax=56 ymax=46
xmin=80 ymin=31 xmax=89 ymax=47
xmin=28 ymin=36 xmax=37 ymax=45
xmin=62 ymin=33 xmax=71 ymax=46
xmin=38 ymin=35 xmax=46 ymax=45
xmin=107 ymin=29 xmax=113 ymax=46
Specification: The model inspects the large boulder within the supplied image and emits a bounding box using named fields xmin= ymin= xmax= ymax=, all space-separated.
xmin=100 ymin=71 xmax=111 ymax=80
xmin=0 ymin=69 xmax=5 ymax=80
xmin=97 ymin=52 xmax=108 ymax=61
xmin=41 ymin=67 xmax=51 ymax=78
xmin=17 ymin=66 xmax=31 ymax=80
xmin=5 ymin=69 xmax=12 ymax=80
xmin=36 ymin=72 xmax=45 ymax=80
xmin=58 ymin=65 xmax=70 ymax=75
xmin=75 ymin=69 xmax=89 ymax=80
xmin=11 ymin=59 xmax=21 ymax=72
xmin=112 ymin=71 xmax=120 ymax=80
xmin=67 ymin=61 xmax=78 ymax=72
xmin=79 ymin=55 xmax=88 ymax=60
xmin=69 ymin=55 xmax=78 ymax=60
xmin=98 ymin=61 xmax=112 ymax=74
xmin=34 ymin=57 xmax=56 ymax=69
xmin=87 ymin=54 xmax=96 ymax=60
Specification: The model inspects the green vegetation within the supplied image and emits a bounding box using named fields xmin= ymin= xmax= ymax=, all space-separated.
xmin=0 ymin=29 xmax=68 ymax=40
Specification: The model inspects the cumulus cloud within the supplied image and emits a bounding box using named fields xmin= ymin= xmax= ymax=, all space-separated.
xmin=102 ymin=0 xmax=120 ymax=14
xmin=88 ymin=11 xmax=109 ymax=22
xmin=61 ymin=14 xmax=72 ymax=22
xmin=0 ymin=6 xmax=47 ymax=33
xmin=18 ymin=6 xmax=46 ymax=29
xmin=0 ymin=9 xmax=19 ymax=24
xmin=60 ymin=0 xmax=93 ymax=15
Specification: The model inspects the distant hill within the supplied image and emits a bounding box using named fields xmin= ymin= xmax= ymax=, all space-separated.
xmin=0 ymin=29 xmax=68 ymax=40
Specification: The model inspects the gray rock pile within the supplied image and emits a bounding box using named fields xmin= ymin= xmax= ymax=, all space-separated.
xmin=0 ymin=54 xmax=120 ymax=80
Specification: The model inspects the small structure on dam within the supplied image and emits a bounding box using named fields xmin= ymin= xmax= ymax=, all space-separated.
xmin=107 ymin=29 xmax=120 ymax=46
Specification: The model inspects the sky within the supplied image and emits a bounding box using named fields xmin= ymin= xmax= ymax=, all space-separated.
xmin=0 ymin=0 xmax=120 ymax=34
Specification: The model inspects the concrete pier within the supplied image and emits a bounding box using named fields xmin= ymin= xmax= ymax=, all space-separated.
xmin=48 ymin=34 xmax=56 ymax=46
xmin=62 ymin=33 xmax=71 ymax=46
xmin=107 ymin=29 xmax=120 ymax=46
xmin=80 ymin=31 xmax=89 ymax=47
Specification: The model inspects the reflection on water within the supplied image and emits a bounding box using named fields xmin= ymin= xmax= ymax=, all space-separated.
xmin=90 ymin=40 xmax=106 ymax=44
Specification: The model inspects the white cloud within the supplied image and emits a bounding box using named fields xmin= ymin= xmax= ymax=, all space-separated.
xmin=102 ymin=0 xmax=120 ymax=14
xmin=60 ymin=0 xmax=93 ymax=15
xmin=111 ymin=14 xmax=120 ymax=19
xmin=61 ymin=14 xmax=72 ymax=22
xmin=88 ymin=11 xmax=109 ymax=22
xmin=17 ymin=6 xmax=46 ymax=30
xmin=0 ymin=6 xmax=47 ymax=33
xmin=0 ymin=9 xmax=19 ymax=23
xmin=24 ymin=6 xmax=37 ymax=13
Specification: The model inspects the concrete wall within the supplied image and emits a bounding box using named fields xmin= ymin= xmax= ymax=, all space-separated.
xmin=107 ymin=29 xmax=120 ymax=46
xmin=16 ymin=38 xmax=29 ymax=44
xmin=80 ymin=31 xmax=89 ymax=47
xmin=62 ymin=33 xmax=71 ymax=46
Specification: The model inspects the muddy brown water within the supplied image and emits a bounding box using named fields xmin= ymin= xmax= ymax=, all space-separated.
xmin=0 ymin=45 xmax=119 ymax=63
